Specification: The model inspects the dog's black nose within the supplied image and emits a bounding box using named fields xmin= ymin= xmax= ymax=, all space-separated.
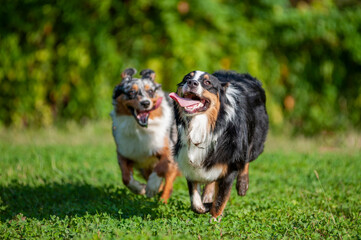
xmin=140 ymin=100 xmax=151 ymax=108
xmin=187 ymin=79 xmax=199 ymax=88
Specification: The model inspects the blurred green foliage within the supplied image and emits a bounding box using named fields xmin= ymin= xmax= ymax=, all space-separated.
xmin=0 ymin=0 xmax=360 ymax=134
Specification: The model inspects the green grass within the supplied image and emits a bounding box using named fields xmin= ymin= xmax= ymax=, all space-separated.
xmin=0 ymin=123 xmax=360 ymax=239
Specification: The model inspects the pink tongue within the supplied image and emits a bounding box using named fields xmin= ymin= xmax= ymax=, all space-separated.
xmin=154 ymin=97 xmax=162 ymax=109
xmin=169 ymin=92 xmax=200 ymax=107
xmin=138 ymin=112 xmax=149 ymax=123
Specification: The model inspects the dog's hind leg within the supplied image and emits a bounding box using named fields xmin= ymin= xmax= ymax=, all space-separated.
xmin=210 ymin=171 xmax=237 ymax=222
xmin=117 ymin=152 xmax=146 ymax=195
xmin=236 ymin=162 xmax=249 ymax=196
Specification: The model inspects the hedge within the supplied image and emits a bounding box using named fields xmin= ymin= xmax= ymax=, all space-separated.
xmin=1 ymin=0 xmax=360 ymax=134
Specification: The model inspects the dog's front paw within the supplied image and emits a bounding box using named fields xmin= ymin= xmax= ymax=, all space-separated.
xmin=191 ymin=205 xmax=206 ymax=214
xmin=146 ymin=172 xmax=163 ymax=198
xmin=128 ymin=183 xmax=146 ymax=195
xmin=191 ymin=203 xmax=211 ymax=214
xmin=127 ymin=175 xmax=146 ymax=195
xmin=145 ymin=186 xmax=158 ymax=198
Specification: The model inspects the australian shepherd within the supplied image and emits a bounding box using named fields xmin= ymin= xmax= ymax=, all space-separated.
xmin=110 ymin=68 xmax=179 ymax=203
xmin=169 ymin=70 xmax=268 ymax=221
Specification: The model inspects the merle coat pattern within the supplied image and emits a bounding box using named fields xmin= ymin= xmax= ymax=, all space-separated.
xmin=111 ymin=68 xmax=179 ymax=203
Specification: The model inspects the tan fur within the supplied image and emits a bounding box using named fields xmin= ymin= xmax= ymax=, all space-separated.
xmin=240 ymin=162 xmax=249 ymax=176
xmin=115 ymin=94 xmax=132 ymax=115
xmin=202 ymin=182 xmax=215 ymax=203
xmin=132 ymin=84 xmax=139 ymax=92
xmin=154 ymin=137 xmax=181 ymax=203
xmin=149 ymin=95 xmax=163 ymax=120
xmin=115 ymin=94 xmax=144 ymax=116
xmin=114 ymin=109 xmax=179 ymax=202
xmin=202 ymin=90 xmax=221 ymax=131
xmin=210 ymin=182 xmax=232 ymax=218
xmin=117 ymin=152 xmax=133 ymax=185
xmin=214 ymin=164 xmax=228 ymax=177
xmin=113 ymin=68 xmax=179 ymax=203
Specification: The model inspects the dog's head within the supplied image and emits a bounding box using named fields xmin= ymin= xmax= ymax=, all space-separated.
xmin=170 ymin=71 xmax=228 ymax=114
xmin=170 ymin=71 xmax=228 ymax=129
xmin=112 ymin=68 xmax=163 ymax=127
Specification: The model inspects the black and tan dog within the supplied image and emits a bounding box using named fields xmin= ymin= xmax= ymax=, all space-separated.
xmin=110 ymin=68 xmax=179 ymax=203
xmin=170 ymin=70 xmax=268 ymax=221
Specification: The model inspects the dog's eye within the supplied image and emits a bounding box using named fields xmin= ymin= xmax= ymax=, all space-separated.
xmin=147 ymin=89 xmax=154 ymax=97
xmin=128 ymin=90 xmax=136 ymax=96
xmin=204 ymin=79 xmax=211 ymax=86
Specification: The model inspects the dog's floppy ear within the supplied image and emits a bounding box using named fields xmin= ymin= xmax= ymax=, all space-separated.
xmin=121 ymin=68 xmax=137 ymax=80
xmin=140 ymin=69 xmax=156 ymax=81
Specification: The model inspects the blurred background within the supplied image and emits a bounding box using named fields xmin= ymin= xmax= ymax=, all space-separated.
xmin=1 ymin=0 xmax=361 ymax=136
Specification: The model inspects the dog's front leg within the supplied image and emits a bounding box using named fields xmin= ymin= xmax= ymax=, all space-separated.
xmin=158 ymin=161 xmax=179 ymax=203
xmin=145 ymin=171 xmax=163 ymax=199
xmin=236 ymin=162 xmax=249 ymax=196
xmin=147 ymin=160 xmax=178 ymax=203
xmin=117 ymin=152 xmax=145 ymax=195
xmin=147 ymin=148 xmax=180 ymax=203
xmin=202 ymin=182 xmax=215 ymax=210
xmin=210 ymin=171 xmax=237 ymax=222
xmin=147 ymin=164 xmax=178 ymax=203
xmin=145 ymin=151 xmax=166 ymax=199
xmin=187 ymin=180 xmax=209 ymax=214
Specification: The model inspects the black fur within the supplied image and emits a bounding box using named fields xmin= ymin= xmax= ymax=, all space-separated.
xmin=140 ymin=69 xmax=155 ymax=79
xmin=172 ymin=70 xmax=268 ymax=219
xmin=174 ymin=70 xmax=268 ymax=172
xmin=122 ymin=68 xmax=137 ymax=78
xmin=112 ymin=85 xmax=124 ymax=100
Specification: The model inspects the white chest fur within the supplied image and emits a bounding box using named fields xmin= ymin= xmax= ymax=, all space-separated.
xmin=110 ymin=103 xmax=172 ymax=168
xmin=176 ymin=114 xmax=222 ymax=183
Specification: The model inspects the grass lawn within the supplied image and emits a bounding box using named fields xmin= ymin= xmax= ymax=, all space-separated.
xmin=0 ymin=122 xmax=360 ymax=239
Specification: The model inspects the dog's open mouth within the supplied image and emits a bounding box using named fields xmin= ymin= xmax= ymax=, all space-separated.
xmin=129 ymin=108 xmax=150 ymax=127
xmin=169 ymin=92 xmax=209 ymax=114
xmin=128 ymin=97 xmax=163 ymax=127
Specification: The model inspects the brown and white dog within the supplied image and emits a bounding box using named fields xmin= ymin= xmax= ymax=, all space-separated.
xmin=110 ymin=68 xmax=179 ymax=203
xmin=170 ymin=70 xmax=268 ymax=221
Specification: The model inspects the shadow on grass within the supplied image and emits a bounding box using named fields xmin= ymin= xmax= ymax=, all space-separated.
xmin=0 ymin=181 xmax=167 ymax=221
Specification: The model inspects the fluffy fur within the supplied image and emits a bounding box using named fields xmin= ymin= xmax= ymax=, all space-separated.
xmin=110 ymin=68 xmax=179 ymax=202
xmin=170 ymin=70 xmax=268 ymax=220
